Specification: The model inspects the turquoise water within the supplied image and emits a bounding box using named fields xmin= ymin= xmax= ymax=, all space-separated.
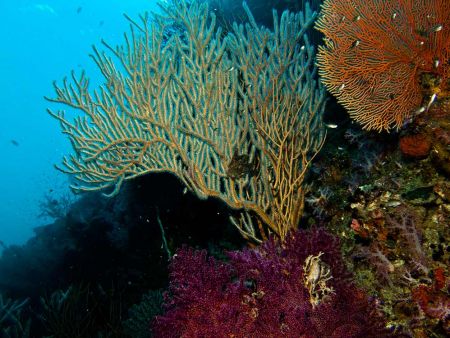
xmin=0 ymin=0 xmax=157 ymax=247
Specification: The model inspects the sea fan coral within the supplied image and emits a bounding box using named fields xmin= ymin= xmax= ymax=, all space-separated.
xmin=153 ymin=229 xmax=394 ymax=337
xmin=316 ymin=0 xmax=450 ymax=131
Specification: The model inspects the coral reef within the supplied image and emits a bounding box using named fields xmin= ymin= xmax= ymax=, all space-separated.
xmin=412 ymin=274 xmax=449 ymax=331
xmin=0 ymin=294 xmax=30 ymax=338
xmin=349 ymin=200 xmax=450 ymax=336
xmin=399 ymin=134 xmax=432 ymax=158
xmin=304 ymin=98 xmax=450 ymax=336
xmin=0 ymin=173 xmax=244 ymax=337
xmin=316 ymin=0 xmax=450 ymax=131
xmin=122 ymin=290 xmax=164 ymax=338
xmin=153 ymin=229 xmax=394 ymax=337
xmin=2 ymin=1 xmax=449 ymax=337
xmin=47 ymin=0 xmax=326 ymax=243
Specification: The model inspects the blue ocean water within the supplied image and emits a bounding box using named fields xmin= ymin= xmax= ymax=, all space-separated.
xmin=0 ymin=0 xmax=158 ymax=247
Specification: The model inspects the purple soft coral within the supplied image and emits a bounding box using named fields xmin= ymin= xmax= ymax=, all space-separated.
xmin=153 ymin=228 xmax=394 ymax=337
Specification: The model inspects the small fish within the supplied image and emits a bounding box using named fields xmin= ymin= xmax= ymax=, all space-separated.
xmin=228 ymin=66 xmax=234 ymax=72
xmin=34 ymin=4 xmax=57 ymax=15
xmin=392 ymin=12 xmax=397 ymax=19
xmin=338 ymin=83 xmax=345 ymax=92
xmin=325 ymin=123 xmax=338 ymax=129
xmin=414 ymin=106 xmax=426 ymax=115
xmin=77 ymin=6 xmax=82 ymax=14
xmin=433 ymin=58 xmax=440 ymax=68
xmin=351 ymin=40 xmax=360 ymax=48
xmin=353 ymin=15 xmax=361 ymax=22
xmin=11 ymin=139 xmax=19 ymax=146
xmin=99 ymin=20 xmax=104 ymax=27
xmin=426 ymin=93 xmax=437 ymax=110
xmin=431 ymin=24 xmax=443 ymax=32
xmin=386 ymin=201 xmax=401 ymax=207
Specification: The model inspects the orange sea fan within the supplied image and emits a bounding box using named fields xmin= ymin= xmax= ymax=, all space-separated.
xmin=316 ymin=0 xmax=450 ymax=132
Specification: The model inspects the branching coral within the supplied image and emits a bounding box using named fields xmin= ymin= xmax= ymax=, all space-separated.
xmin=47 ymin=0 xmax=326 ymax=243
xmin=316 ymin=0 xmax=450 ymax=131
xmin=153 ymin=229 xmax=394 ymax=337
xmin=351 ymin=202 xmax=449 ymax=335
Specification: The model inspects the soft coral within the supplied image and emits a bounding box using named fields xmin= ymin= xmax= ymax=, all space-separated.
xmin=153 ymin=228 xmax=395 ymax=337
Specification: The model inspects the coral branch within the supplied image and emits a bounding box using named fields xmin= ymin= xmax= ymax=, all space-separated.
xmin=316 ymin=0 xmax=450 ymax=131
